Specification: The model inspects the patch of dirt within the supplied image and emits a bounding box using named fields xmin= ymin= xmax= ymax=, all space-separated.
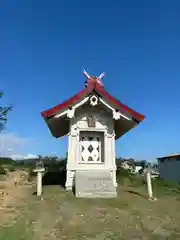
xmin=0 ymin=170 xmax=30 ymax=226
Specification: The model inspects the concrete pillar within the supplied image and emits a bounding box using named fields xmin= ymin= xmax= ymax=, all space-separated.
xmin=112 ymin=170 xmax=117 ymax=187
xmin=147 ymin=171 xmax=153 ymax=199
xmin=33 ymin=168 xmax=45 ymax=197
xmin=37 ymin=171 xmax=42 ymax=197
xmin=65 ymin=170 xmax=75 ymax=191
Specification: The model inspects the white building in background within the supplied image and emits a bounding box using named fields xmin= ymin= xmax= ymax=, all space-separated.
xmin=121 ymin=160 xmax=143 ymax=174
xmin=157 ymin=153 xmax=180 ymax=182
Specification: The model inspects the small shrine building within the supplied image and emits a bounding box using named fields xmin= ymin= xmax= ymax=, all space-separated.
xmin=41 ymin=71 xmax=145 ymax=191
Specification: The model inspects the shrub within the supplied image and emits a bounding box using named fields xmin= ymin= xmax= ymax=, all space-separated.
xmin=8 ymin=166 xmax=15 ymax=172
xmin=116 ymin=168 xmax=133 ymax=179
xmin=0 ymin=166 xmax=6 ymax=175
xmin=116 ymin=168 xmax=144 ymax=187
xmin=0 ymin=157 xmax=15 ymax=165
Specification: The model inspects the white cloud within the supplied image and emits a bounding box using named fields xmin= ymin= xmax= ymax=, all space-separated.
xmin=0 ymin=132 xmax=31 ymax=157
xmin=24 ymin=154 xmax=38 ymax=159
xmin=11 ymin=154 xmax=38 ymax=160
xmin=11 ymin=154 xmax=25 ymax=160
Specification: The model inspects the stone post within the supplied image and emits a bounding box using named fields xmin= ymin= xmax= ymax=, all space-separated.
xmin=33 ymin=168 xmax=45 ymax=197
xmin=147 ymin=171 xmax=153 ymax=199
xmin=145 ymin=167 xmax=157 ymax=201
xmin=112 ymin=170 xmax=117 ymax=187
xmin=37 ymin=171 xmax=42 ymax=196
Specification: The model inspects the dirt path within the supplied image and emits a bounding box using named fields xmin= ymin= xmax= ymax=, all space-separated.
xmin=0 ymin=170 xmax=30 ymax=226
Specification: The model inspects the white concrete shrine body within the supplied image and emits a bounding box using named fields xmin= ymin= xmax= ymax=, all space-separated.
xmin=41 ymin=73 xmax=145 ymax=193
xmin=66 ymin=98 xmax=117 ymax=190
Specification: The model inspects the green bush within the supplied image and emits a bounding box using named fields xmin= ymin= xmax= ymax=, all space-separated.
xmin=116 ymin=168 xmax=144 ymax=187
xmin=0 ymin=157 xmax=15 ymax=165
xmin=128 ymin=175 xmax=144 ymax=187
xmin=8 ymin=166 xmax=15 ymax=172
xmin=116 ymin=168 xmax=133 ymax=180
xmin=0 ymin=166 xmax=6 ymax=175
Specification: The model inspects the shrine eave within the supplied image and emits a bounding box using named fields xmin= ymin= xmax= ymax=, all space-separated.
xmin=41 ymin=81 xmax=145 ymax=139
xmin=41 ymin=81 xmax=145 ymax=122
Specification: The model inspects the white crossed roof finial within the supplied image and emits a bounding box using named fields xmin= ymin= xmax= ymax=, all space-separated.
xmin=97 ymin=72 xmax=105 ymax=86
xmin=83 ymin=69 xmax=91 ymax=79
xmin=98 ymin=72 xmax=105 ymax=80
xmin=83 ymin=69 xmax=105 ymax=87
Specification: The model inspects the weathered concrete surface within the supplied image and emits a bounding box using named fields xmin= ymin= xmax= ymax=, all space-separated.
xmin=75 ymin=170 xmax=117 ymax=198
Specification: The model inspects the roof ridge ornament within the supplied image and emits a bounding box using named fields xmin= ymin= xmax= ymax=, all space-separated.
xmin=83 ymin=69 xmax=104 ymax=87
xmin=83 ymin=69 xmax=91 ymax=79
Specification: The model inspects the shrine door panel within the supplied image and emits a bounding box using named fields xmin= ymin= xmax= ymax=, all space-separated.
xmin=79 ymin=131 xmax=104 ymax=163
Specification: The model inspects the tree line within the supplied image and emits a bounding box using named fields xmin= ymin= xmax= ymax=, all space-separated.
xmin=0 ymin=155 xmax=155 ymax=169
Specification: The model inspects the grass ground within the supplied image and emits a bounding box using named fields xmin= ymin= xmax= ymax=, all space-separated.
xmin=1 ymin=171 xmax=180 ymax=239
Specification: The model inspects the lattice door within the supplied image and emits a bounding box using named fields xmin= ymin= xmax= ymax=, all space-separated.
xmin=80 ymin=135 xmax=101 ymax=163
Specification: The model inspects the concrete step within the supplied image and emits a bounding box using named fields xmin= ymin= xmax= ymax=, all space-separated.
xmin=75 ymin=170 xmax=117 ymax=198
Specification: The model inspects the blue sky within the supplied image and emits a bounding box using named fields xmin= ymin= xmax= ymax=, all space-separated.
xmin=1 ymin=0 xmax=180 ymax=161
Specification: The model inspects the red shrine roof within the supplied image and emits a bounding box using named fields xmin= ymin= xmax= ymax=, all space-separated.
xmin=41 ymin=73 xmax=145 ymax=139
xmin=41 ymin=78 xmax=145 ymax=121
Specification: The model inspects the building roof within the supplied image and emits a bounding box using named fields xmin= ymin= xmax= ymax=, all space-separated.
xmin=157 ymin=153 xmax=180 ymax=160
xmin=41 ymin=78 xmax=145 ymax=121
xmin=41 ymin=75 xmax=145 ymax=138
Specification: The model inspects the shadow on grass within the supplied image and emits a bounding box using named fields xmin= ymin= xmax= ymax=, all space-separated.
xmin=42 ymin=170 xmax=66 ymax=188
xmin=126 ymin=190 xmax=147 ymax=199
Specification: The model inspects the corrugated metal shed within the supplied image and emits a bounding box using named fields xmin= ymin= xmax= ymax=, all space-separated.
xmin=157 ymin=153 xmax=180 ymax=182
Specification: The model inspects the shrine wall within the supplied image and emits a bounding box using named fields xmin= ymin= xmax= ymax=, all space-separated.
xmin=66 ymin=106 xmax=116 ymax=171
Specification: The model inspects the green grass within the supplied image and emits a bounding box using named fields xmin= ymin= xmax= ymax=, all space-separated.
xmin=1 ymin=171 xmax=180 ymax=239
xmin=0 ymin=218 xmax=34 ymax=240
